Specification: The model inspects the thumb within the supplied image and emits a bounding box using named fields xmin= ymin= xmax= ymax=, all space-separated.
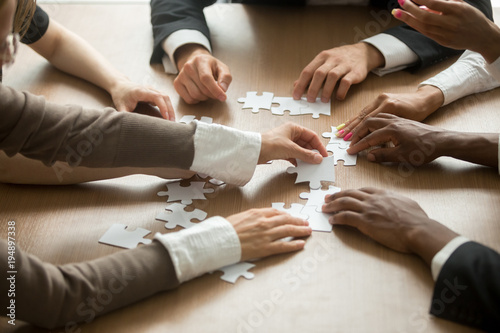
xmin=216 ymin=65 xmax=232 ymax=92
xmin=291 ymin=145 xmax=324 ymax=164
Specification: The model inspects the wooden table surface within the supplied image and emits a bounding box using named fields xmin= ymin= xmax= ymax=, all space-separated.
xmin=1 ymin=4 xmax=499 ymax=333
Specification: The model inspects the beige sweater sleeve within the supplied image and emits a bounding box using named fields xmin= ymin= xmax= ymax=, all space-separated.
xmin=1 ymin=239 xmax=179 ymax=329
xmin=0 ymin=84 xmax=196 ymax=169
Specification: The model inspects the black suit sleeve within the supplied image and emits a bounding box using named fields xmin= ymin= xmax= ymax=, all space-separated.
xmin=430 ymin=242 xmax=500 ymax=331
xmin=381 ymin=0 xmax=493 ymax=70
xmin=150 ymin=0 xmax=217 ymax=64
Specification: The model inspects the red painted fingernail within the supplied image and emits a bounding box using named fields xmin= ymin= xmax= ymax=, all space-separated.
xmin=343 ymin=132 xmax=353 ymax=141
xmin=335 ymin=129 xmax=345 ymax=137
xmin=398 ymin=0 xmax=405 ymax=6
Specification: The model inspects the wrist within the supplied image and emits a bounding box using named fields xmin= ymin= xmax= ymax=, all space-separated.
xmin=477 ymin=22 xmax=500 ymax=64
xmin=406 ymin=219 xmax=459 ymax=266
xmin=359 ymin=42 xmax=385 ymax=71
xmin=174 ymin=44 xmax=211 ymax=69
xmin=107 ymin=75 xmax=130 ymax=96
xmin=415 ymin=85 xmax=444 ymax=118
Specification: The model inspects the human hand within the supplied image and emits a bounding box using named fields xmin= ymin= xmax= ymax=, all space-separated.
xmin=346 ymin=113 xmax=445 ymax=165
xmin=336 ymin=85 xmax=444 ymax=139
xmin=292 ymin=43 xmax=384 ymax=103
xmin=322 ymin=187 xmax=458 ymax=265
xmin=259 ymin=122 xmax=328 ymax=165
xmin=227 ymin=208 xmax=312 ymax=261
xmin=393 ymin=0 xmax=500 ymax=63
xmin=174 ymin=44 xmax=232 ymax=104
xmin=110 ymin=79 xmax=175 ymax=121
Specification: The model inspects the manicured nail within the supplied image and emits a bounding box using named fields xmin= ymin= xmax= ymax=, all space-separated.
xmin=336 ymin=123 xmax=346 ymax=131
xmin=392 ymin=9 xmax=402 ymax=18
xmin=219 ymin=82 xmax=228 ymax=92
xmin=335 ymin=129 xmax=345 ymax=137
xmin=398 ymin=0 xmax=405 ymax=6
xmin=343 ymin=132 xmax=353 ymax=141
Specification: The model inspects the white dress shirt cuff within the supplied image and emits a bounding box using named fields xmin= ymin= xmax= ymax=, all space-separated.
xmin=486 ymin=56 xmax=500 ymax=83
xmin=190 ymin=121 xmax=261 ymax=186
xmin=498 ymin=134 xmax=500 ymax=175
xmin=430 ymin=236 xmax=469 ymax=281
xmin=161 ymin=29 xmax=212 ymax=74
xmin=420 ymin=51 xmax=500 ymax=106
xmin=363 ymin=33 xmax=419 ymax=77
xmin=154 ymin=216 xmax=241 ymax=283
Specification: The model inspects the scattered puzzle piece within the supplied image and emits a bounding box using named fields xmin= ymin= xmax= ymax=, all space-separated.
xmin=300 ymin=206 xmax=333 ymax=232
xmin=237 ymin=92 xmax=274 ymax=113
xmin=99 ymin=224 xmax=152 ymax=249
xmin=270 ymin=97 xmax=308 ymax=116
xmin=215 ymin=262 xmax=256 ymax=284
xmin=299 ymin=186 xmax=342 ymax=210
xmin=326 ymin=144 xmax=357 ymax=166
xmin=157 ymin=181 xmax=215 ymax=205
xmin=272 ymin=203 xmax=309 ymax=220
xmin=179 ymin=115 xmax=213 ymax=124
xmin=300 ymin=98 xmax=331 ymax=119
xmin=286 ymin=154 xmax=335 ymax=189
xmin=322 ymin=126 xmax=350 ymax=148
xmin=197 ymin=173 xmax=225 ymax=186
xmin=155 ymin=203 xmax=207 ymax=229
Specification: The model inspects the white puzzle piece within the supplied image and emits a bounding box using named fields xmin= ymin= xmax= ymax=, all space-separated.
xmin=179 ymin=115 xmax=213 ymax=124
xmin=272 ymin=202 xmax=309 ymax=220
xmin=326 ymin=144 xmax=357 ymax=166
xmin=300 ymin=98 xmax=331 ymax=119
xmin=286 ymin=154 xmax=336 ymax=189
xmin=300 ymin=206 xmax=333 ymax=232
xmin=215 ymin=262 xmax=256 ymax=284
xmin=322 ymin=126 xmax=350 ymax=149
xmin=157 ymin=181 xmax=215 ymax=205
xmin=155 ymin=203 xmax=207 ymax=229
xmin=299 ymin=186 xmax=342 ymax=210
xmin=99 ymin=224 xmax=152 ymax=249
xmin=197 ymin=173 xmax=225 ymax=186
xmin=237 ymin=92 xmax=274 ymax=113
xmin=270 ymin=97 xmax=308 ymax=116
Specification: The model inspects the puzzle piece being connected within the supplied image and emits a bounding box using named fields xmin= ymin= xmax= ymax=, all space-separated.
xmin=237 ymin=92 xmax=274 ymax=113
xmin=272 ymin=203 xmax=309 ymax=220
xmin=326 ymin=144 xmax=357 ymax=166
xmin=197 ymin=173 xmax=225 ymax=186
xmin=300 ymin=206 xmax=333 ymax=232
xmin=99 ymin=224 xmax=152 ymax=249
xmin=270 ymin=97 xmax=308 ymax=116
xmin=322 ymin=126 xmax=350 ymax=149
xmin=179 ymin=115 xmax=213 ymax=124
xmin=299 ymin=185 xmax=342 ymax=210
xmin=155 ymin=203 xmax=207 ymax=229
xmin=286 ymin=154 xmax=336 ymax=189
xmin=157 ymin=181 xmax=215 ymax=205
xmin=300 ymin=98 xmax=331 ymax=119
xmin=214 ymin=262 xmax=256 ymax=284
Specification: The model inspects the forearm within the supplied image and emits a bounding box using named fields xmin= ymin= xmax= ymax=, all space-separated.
xmin=32 ymin=20 xmax=126 ymax=95
xmin=437 ymin=132 xmax=499 ymax=168
xmin=477 ymin=21 xmax=500 ymax=63
xmin=1 ymin=240 xmax=179 ymax=329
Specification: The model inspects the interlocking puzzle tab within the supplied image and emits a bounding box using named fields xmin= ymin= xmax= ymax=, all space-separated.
xmin=179 ymin=115 xmax=213 ymax=124
xmin=157 ymin=181 xmax=215 ymax=205
xmin=326 ymin=144 xmax=357 ymax=166
xmin=322 ymin=126 xmax=350 ymax=149
xmin=300 ymin=206 xmax=333 ymax=232
xmin=272 ymin=202 xmax=308 ymax=220
xmin=155 ymin=203 xmax=207 ymax=229
xmin=271 ymin=97 xmax=308 ymax=116
xmin=214 ymin=262 xmax=256 ymax=284
xmin=237 ymin=92 xmax=274 ymax=113
xmin=299 ymin=186 xmax=342 ymax=209
xmin=286 ymin=154 xmax=336 ymax=189
xmin=99 ymin=224 xmax=152 ymax=249
xmin=300 ymin=97 xmax=331 ymax=119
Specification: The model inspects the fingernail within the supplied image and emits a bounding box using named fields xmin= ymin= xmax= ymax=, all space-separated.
xmin=398 ymin=0 xmax=404 ymax=6
xmin=313 ymin=153 xmax=323 ymax=163
xmin=392 ymin=8 xmax=402 ymax=18
xmin=329 ymin=216 xmax=335 ymax=224
xmin=343 ymin=132 xmax=353 ymax=141
xmin=336 ymin=123 xmax=346 ymax=131
xmin=367 ymin=153 xmax=376 ymax=162
xmin=335 ymin=129 xmax=345 ymax=137
xmin=218 ymin=94 xmax=226 ymax=102
xmin=219 ymin=82 xmax=228 ymax=92
xmin=293 ymin=93 xmax=300 ymax=100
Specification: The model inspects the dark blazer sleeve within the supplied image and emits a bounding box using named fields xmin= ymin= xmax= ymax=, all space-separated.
xmin=150 ymin=0 xmax=217 ymax=64
xmin=430 ymin=241 xmax=500 ymax=332
xmin=380 ymin=0 xmax=493 ymax=70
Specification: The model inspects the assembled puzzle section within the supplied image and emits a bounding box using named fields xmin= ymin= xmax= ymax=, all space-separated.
xmin=299 ymin=186 xmax=342 ymax=209
xmin=322 ymin=126 xmax=350 ymax=148
xmin=270 ymin=97 xmax=308 ymax=116
xmin=286 ymin=154 xmax=336 ymax=189
xmin=272 ymin=203 xmax=308 ymax=220
xmin=300 ymin=97 xmax=331 ymax=119
xmin=99 ymin=224 xmax=152 ymax=249
xmin=326 ymin=144 xmax=357 ymax=166
xmin=179 ymin=115 xmax=213 ymax=124
xmin=237 ymin=92 xmax=274 ymax=113
xmin=155 ymin=203 xmax=207 ymax=229
xmin=300 ymin=206 xmax=333 ymax=232
xmin=157 ymin=181 xmax=215 ymax=205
